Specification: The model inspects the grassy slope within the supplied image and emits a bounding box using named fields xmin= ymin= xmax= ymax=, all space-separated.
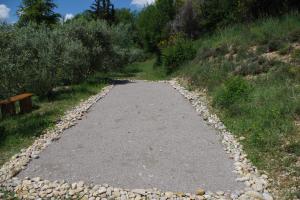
xmin=179 ymin=14 xmax=300 ymax=199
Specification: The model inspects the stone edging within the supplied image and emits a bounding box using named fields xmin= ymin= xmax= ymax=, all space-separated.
xmin=168 ymin=79 xmax=273 ymax=200
xmin=0 ymin=80 xmax=273 ymax=200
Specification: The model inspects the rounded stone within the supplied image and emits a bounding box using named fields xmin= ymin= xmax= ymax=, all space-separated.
xmin=195 ymin=188 xmax=205 ymax=196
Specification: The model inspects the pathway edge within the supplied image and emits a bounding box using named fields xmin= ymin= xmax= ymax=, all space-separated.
xmin=0 ymin=80 xmax=274 ymax=200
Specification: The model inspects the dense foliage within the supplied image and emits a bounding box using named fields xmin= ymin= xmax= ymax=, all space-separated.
xmin=199 ymin=0 xmax=300 ymax=31
xmin=160 ymin=34 xmax=196 ymax=73
xmin=0 ymin=19 xmax=143 ymax=99
xmin=213 ymin=76 xmax=252 ymax=111
xmin=136 ymin=0 xmax=300 ymax=60
xmin=136 ymin=0 xmax=181 ymax=52
xmin=89 ymin=0 xmax=115 ymax=23
xmin=18 ymin=0 xmax=61 ymax=26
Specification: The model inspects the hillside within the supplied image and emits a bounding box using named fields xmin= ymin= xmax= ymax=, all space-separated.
xmin=173 ymin=14 xmax=300 ymax=199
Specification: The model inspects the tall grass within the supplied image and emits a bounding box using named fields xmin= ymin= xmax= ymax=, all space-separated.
xmin=194 ymin=13 xmax=300 ymax=50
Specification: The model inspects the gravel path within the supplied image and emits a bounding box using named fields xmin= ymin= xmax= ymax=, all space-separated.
xmin=18 ymin=81 xmax=243 ymax=193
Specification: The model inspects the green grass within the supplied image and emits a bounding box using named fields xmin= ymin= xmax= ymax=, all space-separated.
xmin=120 ymin=59 xmax=168 ymax=80
xmin=0 ymin=73 xmax=108 ymax=166
xmin=177 ymin=13 xmax=300 ymax=199
xmin=0 ymin=189 xmax=18 ymax=199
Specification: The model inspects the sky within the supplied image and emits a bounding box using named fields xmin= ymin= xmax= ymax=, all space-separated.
xmin=0 ymin=0 xmax=155 ymax=23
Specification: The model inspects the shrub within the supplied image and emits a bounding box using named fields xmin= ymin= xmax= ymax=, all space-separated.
xmin=256 ymin=45 xmax=269 ymax=54
xmin=267 ymin=39 xmax=284 ymax=52
xmin=292 ymin=49 xmax=300 ymax=63
xmin=63 ymin=19 xmax=113 ymax=73
xmin=234 ymin=57 xmax=274 ymax=76
xmin=109 ymin=23 xmax=146 ymax=65
xmin=288 ymin=29 xmax=300 ymax=42
xmin=213 ymin=76 xmax=252 ymax=110
xmin=288 ymin=66 xmax=300 ymax=80
xmin=59 ymin=37 xmax=89 ymax=84
xmin=0 ymin=25 xmax=15 ymax=99
xmin=0 ymin=19 xmax=143 ymax=100
xmin=0 ymin=24 xmax=91 ymax=98
xmin=0 ymin=24 xmax=62 ymax=98
xmin=285 ymin=142 xmax=300 ymax=156
xmin=162 ymin=36 xmax=196 ymax=73
xmin=278 ymin=44 xmax=292 ymax=55
xmin=196 ymin=47 xmax=216 ymax=59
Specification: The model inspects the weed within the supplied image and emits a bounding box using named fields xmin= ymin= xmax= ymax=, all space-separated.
xmin=278 ymin=44 xmax=293 ymax=55
xmin=288 ymin=29 xmax=300 ymax=42
xmin=0 ymin=189 xmax=18 ymax=200
xmin=256 ymin=45 xmax=269 ymax=54
xmin=292 ymin=49 xmax=300 ymax=63
xmin=285 ymin=142 xmax=300 ymax=156
xmin=213 ymin=76 xmax=252 ymax=110
xmin=267 ymin=39 xmax=284 ymax=52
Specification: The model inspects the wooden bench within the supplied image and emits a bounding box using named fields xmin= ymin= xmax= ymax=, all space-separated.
xmin=0 ymin=93 xmax=33 ymax=117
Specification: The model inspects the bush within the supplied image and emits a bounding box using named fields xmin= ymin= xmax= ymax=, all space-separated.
xmin=162 ymin=36 xmax=196 ymax=73
xmin=0 ymin=24 xmax=91 ymax=98
xmin=0 ymin=19 xmax=143 ymax=100
xmin=0 ymin=24 xmax=61 ymax=98
xmin=196 ymin=47 xmax=217 ymax=59
xmin=234 ymin=57 xmax=274 ymax=76
xmin=288 ymin=29 xmax=300 ymax=42
xmin=109 ymin=23 xmax=146 ymax=65
xmin=285 ymin=142 xmax=300 ymax=156
xmin=292 ymin=49 xmax=300 ymax=63
xmin=63 ymin=19 xmax=113 ymax=73
xmin=278 ymin=44 xmax=293 ymax=55
xmin=213 ymin=76 xmax=252 ymax=110
xmin=267 ymin=39 xmax=284 ymax=52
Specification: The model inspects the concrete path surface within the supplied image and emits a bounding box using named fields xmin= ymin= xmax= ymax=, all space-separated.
xmin=19 ymin=81 xmax=243 ymax=192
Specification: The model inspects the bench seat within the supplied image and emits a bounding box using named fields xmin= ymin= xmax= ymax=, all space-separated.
xmin=0 ymin=93 xmax=33 ymax=117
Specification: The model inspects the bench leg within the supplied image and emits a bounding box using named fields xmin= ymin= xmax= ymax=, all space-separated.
xmin=0 ymin=105 xmax=3 ymax=117
xmin=20 ymin=97 xmax=33 ymax=114
xmin=1 ymin=103 xmax=16 ymax=117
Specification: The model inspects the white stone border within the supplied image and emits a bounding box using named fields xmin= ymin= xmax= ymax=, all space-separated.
xmin=0 ymin=85 xmax=113 ymax=183
xmin=168 ymin=79 xmax=273 ymax=200
xmin=0 ymin=80 xmax=274 ymax=200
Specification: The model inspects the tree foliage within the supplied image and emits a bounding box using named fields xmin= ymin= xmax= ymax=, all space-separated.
xmin=137 ymin=0 xmax=300 ymax=47
xmin=170 ymin=0 xmax=201 ymax=38
xmin=90 ymin=0 xmax=115 ymax=23
xmin=136 ymin=0 xmax=182 ymax=52
xmin=161 ymin=34 xmax=196 ymax=73
xmin=18 ymin=0 xmax=61 ymax=26
xmin=115 ymin=9 xmax=135 ymax=25
xmin=0 ymin=19 xmax=144 ymax=99
xmin=199 ymin=0 xmax=300 ymax=32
